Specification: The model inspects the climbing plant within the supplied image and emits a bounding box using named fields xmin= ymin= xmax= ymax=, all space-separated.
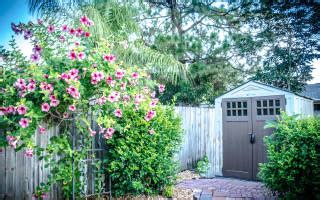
xmin=0 ymin=16 xmax=182 ymax=199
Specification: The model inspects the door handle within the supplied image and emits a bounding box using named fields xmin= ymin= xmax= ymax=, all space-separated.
xmin=248 ymin=133 xmax=255 ymax=144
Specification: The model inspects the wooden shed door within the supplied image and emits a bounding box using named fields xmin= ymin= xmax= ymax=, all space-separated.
xmin=222 ymin=95 xmax=285 ymax=180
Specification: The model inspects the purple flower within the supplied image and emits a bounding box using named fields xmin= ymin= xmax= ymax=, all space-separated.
xmin=33 ymin=44 xmax=42 ymax=54
xmin=30 ymin=54 xmax=40 ymax=62
xmin=47 ymin=25 xmax=55 ymax=33
xmin=24 ymin=30 xmax=33 ymax=39
xmin=11 ymin=23 xmax=23 ymax=34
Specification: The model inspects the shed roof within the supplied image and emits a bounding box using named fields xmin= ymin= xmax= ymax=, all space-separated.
xmin=216 ymin=80 xmax=314 ymax=100
xmin=301 ymin=83 xmax=320 ymax=100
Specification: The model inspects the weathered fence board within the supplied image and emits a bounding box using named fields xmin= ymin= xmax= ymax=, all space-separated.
xmin=0 ymin=127 xmax=61 ymax=200
xmin=175 ymin=106 xmax=218 ymax=177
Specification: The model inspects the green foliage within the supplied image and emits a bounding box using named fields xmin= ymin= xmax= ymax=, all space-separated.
xmin=196 ymin=155 xmax=210 ymax=176
xmin=104 ymin=105 xmax=182 ymax=196
xmin=259 ymin=113 xmax=320 ymax=199
xmin=162 ymin=185 xmax=174 ymax=198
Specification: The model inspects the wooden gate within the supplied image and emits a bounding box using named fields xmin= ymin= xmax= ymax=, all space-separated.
xmin=222 ymin=95 xmax=285 ymax=180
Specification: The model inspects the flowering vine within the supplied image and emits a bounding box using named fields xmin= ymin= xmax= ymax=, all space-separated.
xmin=0 ymin=16 xmax=166 ymax=199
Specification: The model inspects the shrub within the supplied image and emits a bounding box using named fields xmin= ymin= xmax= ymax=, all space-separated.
xmin=196 ymin=155 xmax=210 ymax=177
xmin=105 ymin=105 xmax=182 ymax=196
xmin=259 ymin=114 xmax=320 ymax=199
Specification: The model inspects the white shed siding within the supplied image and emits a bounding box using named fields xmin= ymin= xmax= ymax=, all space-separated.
xmin=213 ymin=81 xmax=314 ymax=176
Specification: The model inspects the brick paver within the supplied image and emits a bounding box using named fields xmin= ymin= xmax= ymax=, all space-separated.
xmin=176 ymin=177 xmax=276 ymax=199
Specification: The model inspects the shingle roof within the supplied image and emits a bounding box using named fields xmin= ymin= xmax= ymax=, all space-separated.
xmin=301 ymin=83 xmax=320 ymax=100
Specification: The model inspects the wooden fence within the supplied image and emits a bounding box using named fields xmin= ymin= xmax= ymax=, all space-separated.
xmin=0 ymin=106 xmax=219 ymax=199
xmin=175 ymin=106 xmax=219 ymax=177
xmin=0 ymin=126 xmax=62 ymax=200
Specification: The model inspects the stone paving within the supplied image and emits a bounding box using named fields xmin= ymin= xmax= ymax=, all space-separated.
xmin=176 ymin=177 xmax=277 ymax=200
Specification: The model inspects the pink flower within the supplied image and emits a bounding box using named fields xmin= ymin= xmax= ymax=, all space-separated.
xmin=150 ymin=98 xmax=159 ymax=108
xmin=41 ymin=103 xmax=50 ymax=112
xmin=25 ymin=148 xmax=33 ymax=157
xmin=50 ymin=99 xmax=60 ymax=107
xmin=39 ymin=126 xmax=46 ymax=134
xmin=69 ymin=51 xmax=77 ymax=60
xmin=91 ymin=71 xmax=105 ymax=85
xmin=148 ymin=129 xmax=155 ymax=135
xmin=84 ymin=32 xmax=90 ymax=37
xmin=80 ymin=15 xmax=89 ymax=25
xmin=14 ymin=78 xmax=26 ymax=89
xmin=144 ymin=110 xmax=156 ymax=121
xmin=69 ymin=68 xmax=79 ymax=80
xmin=68 ymin=104 xmax=76 ymax=112
xmin=33 ymin=44 xmax=42 ymax=54
xmin=108 ymin=91 xmax=120 ymax=103
xmin=27 ymin=83 xmax=36 ymax=92
xmin=6 ymin=135 xmax=18 ymax=148
xmin=19 ymin=118 xmax=30 ymax=128
xmin=47 ymin=25 xmax=55 ymax=33
xmin=60 ymin=73 xmax=70 ymax=80
xmin=106 ymin=76 xmax=113 ymax=85
xmin=131 ymin=72 xmax=139 ymax=79
xmin=114 ymin=108 xmax=122 ymax=118
xmin=66 ymin=86 xmax=80 ymax=99
xmin=69 ymin=28 xmax=76 ymax=35
xmin=103 ymin=127 xmax=115 ymax=139
xmin=30 ymin=54 xmax=40 ymax=62
xmin=115 ymin=69 xmax=125 ymax=80
xmin=17 ymin=105 xmax=27 ymax=115
xmin=63 ymin=112 xmax=69 ymax=119
xmin=89 ymin=128 xmax=96 ymax=137
xmin=78 ymin=52 xmax=85 ymax=60
xmin=122 ymin=94 xmax=130 ymax=102
xmin=50 ymin=95 xmax=56 ymax=100
xmin=40 ymin=82 xmax=54 ymax=94
xmin=96 ymin=96 xmax=107 ymax=105
xmin=61 ymin=24 xmax=68 ymax=32
xmin=103 ymin=54 xmax=116 ymax=63
xmin=99 ymin=126 xmax=106 ymax=134
xmin=76 ymin=27 xmax=83 ymax=36
xmin=120 ymin=82 xmax=126 ymax=90
xmin=159 ymin=84 xmax=165 ymax=93
xmin=43 ymin=74 xmax=49 ymax=79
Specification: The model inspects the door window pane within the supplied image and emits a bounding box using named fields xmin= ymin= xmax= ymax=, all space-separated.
xmin=263 ymin=100 xmax=268 ymax=107
xmin=263 ymin=108 xmax=268 ymax=115
xmin=232 ymin=102 xmax=236 ymax=108
xmin=227 ymin=110 xmax=231 ymax=116
xmin=243 ymin=109 xmax=248 ymax=116
xmin=243 ymin=101 xmax=247 ymax=108
xmin=269 ymin=108 xmax=274 ymax=115
xmin=227 ymin=102 xmax=230 ymax=108
xmin=257 ymin=109 xmax=262 ymax=115
xmin=238 ymin=110 xmax=242 ymax=116
xmin=275 ymin=99 xmax=280 ymax=106
xmin=257 ymin=101 xmax=261 ymax=107
xmin=238 ymin=102 xmax=242 ymax=108
xmin=232 ymin=110 xmax=237 ymax=116
xmin=275 ymin=108 xmax=280 ymax=115
xmin=269 ymin=100 xmax=273 ymax=107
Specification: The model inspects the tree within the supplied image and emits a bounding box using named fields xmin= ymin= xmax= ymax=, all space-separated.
xmin=138 ymin=1 xmax=253 ymax=104
xmin=247 ymin=2 xmax=320 ymax=92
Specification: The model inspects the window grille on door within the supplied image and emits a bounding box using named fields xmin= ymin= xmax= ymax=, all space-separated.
xmin=256 ymin=99 xmax=281 ymax=116
xmin=226 ymin=101 xmax=248 ymax=116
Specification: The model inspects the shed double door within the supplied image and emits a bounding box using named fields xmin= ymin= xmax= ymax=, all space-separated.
xmin=222 ymin=95 xmax=285 ymax=180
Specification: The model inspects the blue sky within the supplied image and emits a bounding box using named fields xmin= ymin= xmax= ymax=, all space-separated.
xmin=0 ymin=0 xmax=33 ymax=45
xmin=0 ymin=1 xmax=319 ymax=83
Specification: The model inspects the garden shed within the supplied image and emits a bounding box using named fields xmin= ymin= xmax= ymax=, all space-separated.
xmin=213 ymin=80 xmax=314 ymax=180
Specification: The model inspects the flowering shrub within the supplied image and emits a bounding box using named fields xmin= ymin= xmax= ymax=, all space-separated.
xmin=0 ymin=16 xmax=182 ymax=198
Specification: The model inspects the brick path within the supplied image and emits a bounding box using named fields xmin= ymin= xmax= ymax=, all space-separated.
xmin=176 ymin=177 xmax=277 ymax=200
